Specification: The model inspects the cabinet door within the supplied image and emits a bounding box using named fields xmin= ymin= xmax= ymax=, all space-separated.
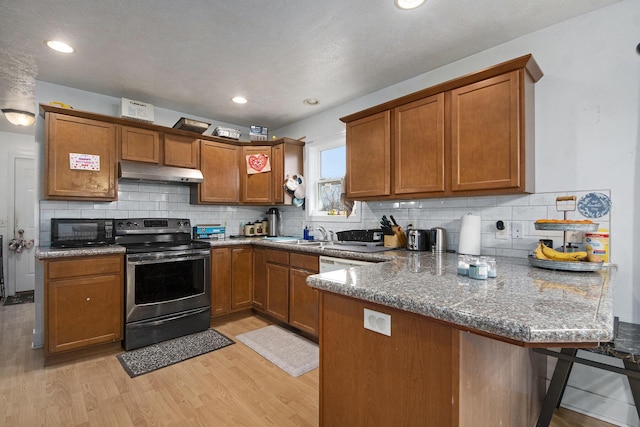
xmin=46 ymin=113 xmax=118 ymax=200
xmin=47 ymin=273 xmax=123 ymax=354
xmin=320 ymin=293 xmax=456 ymax=425
xmin=266 ymin=263 xmax=289 ymax=322
xmin=289 ymin=267 xmax=319 ymax=336
xmin=231 ymin=247 xmax=253 ymax=310
xmin=253 ymin=248 xmax=267 ymax=310
xmin=210 ymin=247 xmax=231 ymax=316
xmin=242 ymin=146 xmax=273 ymax=204
xmin=164 ymin=134 xmax=199 ymax=168
xmin=451 ymin=71 xmax=521 ymax=192
xmin=198 ymin=141 xmax=240 ymax=203
xmin=121 ymin=126 xmax=161 ymax=164
xmin=271 ymin=144 xmax=284 ymax=203
xmin=394 ymin=94 xmax=445 ymax=195
xmin=346 ymin=111 xmax=391 ymax=198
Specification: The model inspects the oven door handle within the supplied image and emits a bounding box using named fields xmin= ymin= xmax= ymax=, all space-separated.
xmin=127 ymin=251 xmax=210 ymax=264
xmin=127 ymin=306 xmax=210 ymax=328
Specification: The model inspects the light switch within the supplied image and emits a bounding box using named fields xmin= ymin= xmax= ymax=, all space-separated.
xmin=364 ymin=308 xmax=391 ymax=336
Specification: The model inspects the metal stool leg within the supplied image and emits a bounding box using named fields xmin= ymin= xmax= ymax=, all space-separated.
xmin=623 ymin=359 xmax=640 ymax=420
xmin=537 ymin=348 xmax=578 ymax=427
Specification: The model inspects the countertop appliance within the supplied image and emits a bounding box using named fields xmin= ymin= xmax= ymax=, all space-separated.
xmin=51 ymin=218 xmax=115 ymax=248
xmin=407 ymin=229 xmax=430 ymax=251
xmin=266 ymin=207 xmax=280 ymax=237
xmin=432 ymin=227 xmax=447 ymax=252
xmin=115 ymin=218 xmax=211 ymax=350
xmin=319 ymin=255 xmax=373 ymax=273
xmin=335 ymin=229 xmax=384 ymax=243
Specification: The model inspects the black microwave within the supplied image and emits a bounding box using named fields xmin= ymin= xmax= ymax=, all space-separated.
xmin=51 ymin=218 xmax=116 ymax=248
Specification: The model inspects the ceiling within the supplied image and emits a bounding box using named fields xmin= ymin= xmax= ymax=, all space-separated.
xmin=0 ymin=0 xmax=619 ymax=136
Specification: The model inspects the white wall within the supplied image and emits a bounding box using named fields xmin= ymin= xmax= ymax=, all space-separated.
xmin=274 ymin=1 xmax=640 ymax=424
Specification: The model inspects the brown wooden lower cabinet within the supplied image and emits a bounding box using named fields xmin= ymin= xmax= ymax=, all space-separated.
xmin=265 ymin=262 xmax=290 ymax=323
xmin=211 ymin=246 xmax=253 ymax=317
xmin=289 ymin=253 xmax=319 ymax=336
xmin=255 ymin=249 xmax=319 ymax=336
xmin=252 ymin=247 xmax=267 ymax=310
xmin=319 ymin=292 xmax=545 ymax=427
xmin=44 ymin=254 xmax=124 ymax=356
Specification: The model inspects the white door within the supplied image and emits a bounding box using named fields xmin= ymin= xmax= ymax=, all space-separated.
xmin=9 ymin=156 xmax=36 ymax=294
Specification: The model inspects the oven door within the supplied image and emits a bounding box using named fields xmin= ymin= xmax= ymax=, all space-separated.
xmin=125 ymin=249 xmax=210 ymax=323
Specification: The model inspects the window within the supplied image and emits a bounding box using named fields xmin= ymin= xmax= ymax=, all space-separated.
xmin=306 ymin=133 xmax=359 ymax=222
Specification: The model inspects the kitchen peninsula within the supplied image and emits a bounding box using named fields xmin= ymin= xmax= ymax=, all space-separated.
xmin=306 ymin=252 xmax=615 ymax=426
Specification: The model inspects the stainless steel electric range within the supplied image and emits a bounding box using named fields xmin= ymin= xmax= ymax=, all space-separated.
xmin=115 ymin=218 xmax=211 ymax=350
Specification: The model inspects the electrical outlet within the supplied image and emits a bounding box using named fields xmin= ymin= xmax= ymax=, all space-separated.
xmin=512 ymin=221 xmax=524 ymax=239
xmin=495 ymin=222 xmax=509 ymax=240
xmin=364 ymin=308 xmax=391 ymax=336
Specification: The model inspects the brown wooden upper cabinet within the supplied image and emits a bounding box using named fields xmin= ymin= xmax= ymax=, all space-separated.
xmin=241 ymin=145 xmax=273 ymax=204
xmin=271 ymin=138 xmax=305 ymax=204
xmin=194 ymin=140 xmax=241 ymax=204
xmin=394 ymin=93 xmax=445 ymax=195
xmin=341 ymin=54 xmax=542 ymax=200
xmin=346 ymin=111 xmax=391 ymax=198
xmin=450 ymin=71 xmax=521 ymax=192
xmin=45 ymin=112 xmax=118 ymax=201
xmin=121 ymin=126 xmax=199 ymax=168
xmin=40 ymin=105 xmax=304 ymax=205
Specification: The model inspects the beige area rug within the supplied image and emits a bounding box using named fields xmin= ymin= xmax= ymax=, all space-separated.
xmin=236 ymin=325 xmax=318 ymax=377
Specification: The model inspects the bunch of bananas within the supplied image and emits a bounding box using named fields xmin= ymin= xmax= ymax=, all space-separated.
xmin=533 ymin=243 xmax=587 ymax=262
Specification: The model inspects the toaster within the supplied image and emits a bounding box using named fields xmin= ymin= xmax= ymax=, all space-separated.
xmin=406 ymin=229 xmax=430 ymax=251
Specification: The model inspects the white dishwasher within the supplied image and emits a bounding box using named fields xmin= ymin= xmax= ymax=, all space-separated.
xmin=319 ymin=255 xmax=373 ymax=273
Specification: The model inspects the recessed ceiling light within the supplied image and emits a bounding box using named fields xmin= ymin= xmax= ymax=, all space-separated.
xmin=303 ymin=98 xmax=319 ymax=106
xmin=46 ymin=40 xmax=74 ymax=53
xmin=394 ymin=0 xmax=426 ymax=10
xmin=232 ymin=96 xmax=248 ymax=104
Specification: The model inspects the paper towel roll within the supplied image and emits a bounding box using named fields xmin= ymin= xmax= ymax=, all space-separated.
xmin=458 ymin=214 xmax=481 ymax=255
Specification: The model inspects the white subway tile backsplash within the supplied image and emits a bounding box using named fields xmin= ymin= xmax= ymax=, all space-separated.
xmin=39 ymin=183 xmax=611 ymax=258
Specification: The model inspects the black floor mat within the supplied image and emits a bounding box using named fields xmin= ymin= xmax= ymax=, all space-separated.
xmin=2 ymin=290 xmax=34 ymax=306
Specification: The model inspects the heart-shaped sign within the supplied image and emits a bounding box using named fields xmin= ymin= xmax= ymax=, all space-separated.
xmin=246 ymin=153 xmax=271 ymax=174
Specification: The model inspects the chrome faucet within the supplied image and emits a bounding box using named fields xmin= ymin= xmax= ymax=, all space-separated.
xmin=329 ymin=230 xmax=335 ymax=241
xmin=316 ymin=226 xmax=328 ymax=241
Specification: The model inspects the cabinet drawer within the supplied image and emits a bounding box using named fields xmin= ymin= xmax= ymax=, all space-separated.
xmin=265 ymin=249 xmax=289 ymax=265
xmin=47 ymin=255 xmax=122 ymax=279
xmin=290 ymin=252 xmax=319 ymax=273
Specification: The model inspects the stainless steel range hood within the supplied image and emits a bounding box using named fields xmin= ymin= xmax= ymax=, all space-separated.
xmin=119 ymin=160 xmax=204 ymax=184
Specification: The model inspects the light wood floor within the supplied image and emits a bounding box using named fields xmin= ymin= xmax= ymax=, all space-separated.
xmin=0 ymin=302 xmax=615 ymax=426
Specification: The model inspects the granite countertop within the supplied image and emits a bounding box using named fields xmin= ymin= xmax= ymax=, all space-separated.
xmin=306 ymin=252 xmax=616 ymax=346
xmin=35 ymin=244 xmax=126 ymax=259
xmin=35 ymin=238 xmax=615 ymax=346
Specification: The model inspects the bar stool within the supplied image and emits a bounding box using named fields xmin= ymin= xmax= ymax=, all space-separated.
xmin=535 ymin=318 xmax=640 ymax=426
